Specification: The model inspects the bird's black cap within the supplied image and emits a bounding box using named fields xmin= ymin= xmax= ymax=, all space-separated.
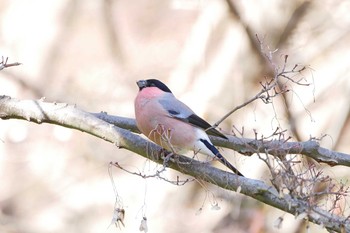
xmin=136 ymin=79 xmax=172 ymax=93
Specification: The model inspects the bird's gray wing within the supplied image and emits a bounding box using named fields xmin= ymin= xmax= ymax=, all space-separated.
xmin=159 ymin=97 xmax=227 ymax=139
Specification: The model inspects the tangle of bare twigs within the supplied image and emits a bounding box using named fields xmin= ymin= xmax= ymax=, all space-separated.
xmin=212 ymin=35 xmax=311 ymax=129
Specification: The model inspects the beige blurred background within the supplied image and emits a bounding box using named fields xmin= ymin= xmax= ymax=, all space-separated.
xmin=1 ymin=0 xmax=350 ymax=232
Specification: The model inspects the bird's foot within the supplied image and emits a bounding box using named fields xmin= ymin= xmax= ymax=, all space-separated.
xmin=162 ymin=151 xmax=174 ymax=168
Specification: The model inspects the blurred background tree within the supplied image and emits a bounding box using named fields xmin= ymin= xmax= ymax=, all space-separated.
xmin=1 ymin=0 xmax=350 ymax=232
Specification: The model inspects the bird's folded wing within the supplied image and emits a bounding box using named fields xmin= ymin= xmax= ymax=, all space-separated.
xmin=159 ymin=98 xmax=228 ymax=139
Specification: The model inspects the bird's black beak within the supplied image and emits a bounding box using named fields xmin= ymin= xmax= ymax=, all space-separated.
xmin=136 ymin=80 xmax=147 ymax=90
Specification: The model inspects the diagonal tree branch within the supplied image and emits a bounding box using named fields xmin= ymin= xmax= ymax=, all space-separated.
xmin=0 ymin=95 xmax=349 ymax=232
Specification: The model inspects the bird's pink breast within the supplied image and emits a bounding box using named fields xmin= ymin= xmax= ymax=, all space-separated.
xmin=135 ymin=89 xmax=196 ymax=153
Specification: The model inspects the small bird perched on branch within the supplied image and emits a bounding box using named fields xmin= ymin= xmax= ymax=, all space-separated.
xmin=134 ymin=79 xmax=243 ymax=176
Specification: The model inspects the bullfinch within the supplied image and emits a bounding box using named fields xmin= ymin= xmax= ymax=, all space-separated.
xmin=134 ymin=79 xmax=243 ymax=176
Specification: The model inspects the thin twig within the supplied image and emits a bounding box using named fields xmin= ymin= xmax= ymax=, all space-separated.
xmin=0 ymin=56 xmax=21 ymax=71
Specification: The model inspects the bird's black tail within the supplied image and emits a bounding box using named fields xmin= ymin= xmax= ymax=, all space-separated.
xmin=200 ymin=139 xmax=244 ymax=177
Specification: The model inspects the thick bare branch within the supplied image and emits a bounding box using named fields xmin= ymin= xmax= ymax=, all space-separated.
xmin=0 ymin=96 xmax=349 ymax=232
xmin=213 ymin=137 xmax=350 ymax=167
xmin=92 ymin=112 xmax=350 ymax=168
